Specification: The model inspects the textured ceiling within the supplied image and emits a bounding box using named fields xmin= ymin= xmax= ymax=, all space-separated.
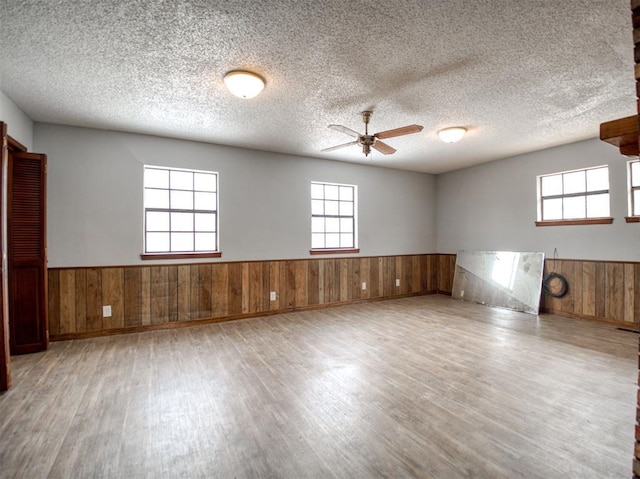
xmin=0 ymin=0 xmax=636 ymax=173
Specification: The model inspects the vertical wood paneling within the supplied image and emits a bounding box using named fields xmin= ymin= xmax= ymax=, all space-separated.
xmin=150 ymin=266 xmax=169 ymax=325
xmin=582 ymin=262 xmax=596 ymax=317
xmin=86 ymin=268 xmax=102 ymax=331
xmin=102 ymin=268 xmax=124 ymax=329
xmin=140 ymin=267 xmax=151 ymax=325
xmin=212 ymin=263 xmax=229 ymax=317
xmin=167 ymin=266 xmax=179 ymax=322
xmin=295 ymin=260 xmax=309 ymax=307
xmin=123 ymin=268 xmax=142 ymax=327
xmin=50 ymin=255 xmax=640 ymax=339
xmin=269 ymin=261 xmax=280 ymax=311
xmin=605 ymin=263 xmax=624 ymax=322
xmin=178 ymin=265 xmax=191 ymax=321
xmin=360 ymin=257 xmax=370 ymax=300
xmin=58 ymin=270 xmax=75 ymax=335
xmin=48 ymin=270 xmax=60 ymax=336
xmin=626 ymin=264 xmax=635 ymax=324
xmin=228 ymin=263 xmax=243 ymax=315
xmin=308 ymin=260 xmax=320 ymax=306
xmin=241 ymin=263 xmax=250 ymax=314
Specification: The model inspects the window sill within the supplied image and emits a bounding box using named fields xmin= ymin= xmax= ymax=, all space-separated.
xmin=535 ymin=218 xmax=613 ymax=227
xmin=310 ymin=248 xmax=360 ymax=255
xmin=625 ymin=216 xmax=640 ymax=223
xmin=140 ymin=252 xmax=222 ymax=260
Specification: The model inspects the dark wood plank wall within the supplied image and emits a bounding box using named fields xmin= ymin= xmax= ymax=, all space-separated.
xmin=540 ymin=259 xmax=640 ymax=326
xmin=48 ymin=254 xmax=457 ymax=340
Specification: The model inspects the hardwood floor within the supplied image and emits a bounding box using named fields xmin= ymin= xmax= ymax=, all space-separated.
xmin=0 ymin=295 xmax=636 ymax=478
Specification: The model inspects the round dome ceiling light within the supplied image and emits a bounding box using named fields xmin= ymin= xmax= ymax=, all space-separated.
xmin=223 ymin=70 xmax=265 ymax=99
xmin=438 ymin=127 xmax=466 ymax=143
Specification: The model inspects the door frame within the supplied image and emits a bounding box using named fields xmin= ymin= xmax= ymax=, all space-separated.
xmin=0 ymin=123 xmax=11 ymax=391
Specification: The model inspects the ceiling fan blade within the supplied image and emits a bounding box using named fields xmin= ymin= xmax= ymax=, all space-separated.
xmin=328 ymin=124 xmax=361 ymax=138
xmin=321 ymin=140 xmax=359 ymax=153
xmin=374 ymin=124 xmax=424 ymax=139
xmin=372 ymin=140 xmax=396 ymax=155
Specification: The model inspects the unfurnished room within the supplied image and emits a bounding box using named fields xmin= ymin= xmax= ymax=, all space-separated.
xmin=1 ymin=1 xmax=640 ymax=478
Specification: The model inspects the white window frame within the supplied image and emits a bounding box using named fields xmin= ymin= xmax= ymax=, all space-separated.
xmin=628 ymin=159 xmax=640 ymax=219
xmin=310 ymin=181 xmax=359 ymax=253
xmin=536 ymin=165 xmax=612 ymax=226
xmin=142 ymin=165 xmax=220 ymax=259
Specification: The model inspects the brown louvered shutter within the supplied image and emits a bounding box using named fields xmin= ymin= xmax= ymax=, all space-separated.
xmin=8 ymin=151 xmax=47 ymax=354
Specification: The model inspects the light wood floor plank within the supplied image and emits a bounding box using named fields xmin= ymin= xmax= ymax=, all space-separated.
xmin=0 ymin=295 xmax=635 ymax=478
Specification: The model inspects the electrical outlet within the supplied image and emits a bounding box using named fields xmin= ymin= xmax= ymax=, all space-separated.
xmin=395 ymin=278 xmax=400 ymax=287
xmin=361 ymin=282 xmax=367 ymax=290
xmin=270 ymin=291 xmax=276 ymax=301
xmin=102 ymin=305 xmax=112 ymax=317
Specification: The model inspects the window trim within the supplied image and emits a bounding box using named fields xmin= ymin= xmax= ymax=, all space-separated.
xmin=310 ymin=181 xmax=358 ymax=253
xmin=536 ymin=165 xmax=611 ymax=226
xmin=628 ymin=159 xmax=640 ymax=220
xmin=142 ymin=165 xmax=220 ymax=258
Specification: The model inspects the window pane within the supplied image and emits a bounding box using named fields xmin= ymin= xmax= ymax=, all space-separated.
xmin=325 ymin=185 xmax=339 ymax=200
xmin=541 ymin=175 xmax=562 ymax=196
xmin=325 ymin=201 xmax=339 ymax=215
xmin=195 ymin=213 xmax=216 ymax=231
xmin=146 ymin=211 xmax=169 ymax=231
xmin=632 ymin=162 xmax=640 ymax=188
xmin=340 ymin=201 xmax=353 ymax=216
xmin=311 ymin=183 xmax=324 ymax=199
xmin=171 ymin=232 xmax=194 ymax=252
xmin=563 ymin=171 xmax=585 ymax=194
xmin=146 ymin=232 xmax=170 ymax=252
xmin=171 ymin=212 xmax=193 ymax=231
xmin=194 ymin=173 xmax=216 ymax=192
xmin=586 ymin=193 xmax=609 ymax=218
xmin=326 ymin=217 xmax=339 ymax=232
xmin=194 ymin=192 xmax=216 ymax=211
xmin=542 ymin=198 xmax=562 ymax=220
xmin=340 ymin=218 xmax=353 ymax=233
xmin=325 ymin=233 xmax=339 ymax=248
xmin=563 ymin=196 xmax=586 ymax=219
xmin=171 ymin=170 xmax=193 ymax=190
xmin=195 ymin=233 xmax=216 ymax=251
xmin=634 ymin=190 xmax=640 ymax=216
xmin=145 ymin=168 xmax=169 ymax=188
xmin=145 ymin=189 xmax=169 ymax=208
xmin=339 ymin=186 xmax=353 ymax=201
xmin=311 ymin=199 xmax=324 ymax=215
xmin=586 ymin=167 xmax=608 ymax=192
xmin=171 ymin=190 xmax=193 ymax=209
xmin=311 ymin=217 xmax=324 ymax=233
xmin=340 ymin=233 xmax=353 ymax=248
xmin=312 ymin=233 xmax=325 ymax=249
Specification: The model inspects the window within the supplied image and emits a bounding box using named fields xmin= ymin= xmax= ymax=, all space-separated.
xmin=628 ymin=160 xmax=640 ymax=222
xmin=311 ymin=181 xmax=358 ymax=253
xmin=143 ymin=166 xmax=219 ymax=257
xmin=536 ymin=166 xmax=612 ymax=226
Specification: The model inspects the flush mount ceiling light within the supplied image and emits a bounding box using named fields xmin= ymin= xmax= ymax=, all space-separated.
xmin=438 ymin=127 xmax=466 ymax=143
xmin=223 ymin=70 xmax=265 ymax=99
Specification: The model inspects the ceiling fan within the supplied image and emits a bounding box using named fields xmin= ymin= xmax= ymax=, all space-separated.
xmin=322 ymin=111 xmax=423 ymax=156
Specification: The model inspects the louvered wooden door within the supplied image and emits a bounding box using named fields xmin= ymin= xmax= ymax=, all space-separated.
xmin=8 ymin=151 xmax=47 ymax=354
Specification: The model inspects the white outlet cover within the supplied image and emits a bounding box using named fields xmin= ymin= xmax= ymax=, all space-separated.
xmin=395 ymin=279 xmax=400 ymax=287
xmin=102 ymin=305 xmax=112 ymax=317
xmin=361 ymin=282 xmax=366 ymax=290
xmin=270 ymin=291 xmax=276 ymax=301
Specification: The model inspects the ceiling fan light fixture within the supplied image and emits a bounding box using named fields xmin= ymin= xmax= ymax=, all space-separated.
xmin=223 ymin=70 xmax=265 ymax=99
xmin=438 ymin=127 xmax=466 ymax=143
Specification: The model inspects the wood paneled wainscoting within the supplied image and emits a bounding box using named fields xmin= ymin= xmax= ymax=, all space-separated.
xmin=540 ymin=258 xmax=640 ymax=327
xmin=48 ymin=254 xmax=457 ymax=340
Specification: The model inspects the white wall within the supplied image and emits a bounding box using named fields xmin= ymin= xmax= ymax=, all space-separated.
xmin=436 ymin=138 xmax=638 ymax=261
xmin=34 ymin=123 xmax=437 ymax=267
xmin=0 ymin=90 xmax=33 ymax=149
